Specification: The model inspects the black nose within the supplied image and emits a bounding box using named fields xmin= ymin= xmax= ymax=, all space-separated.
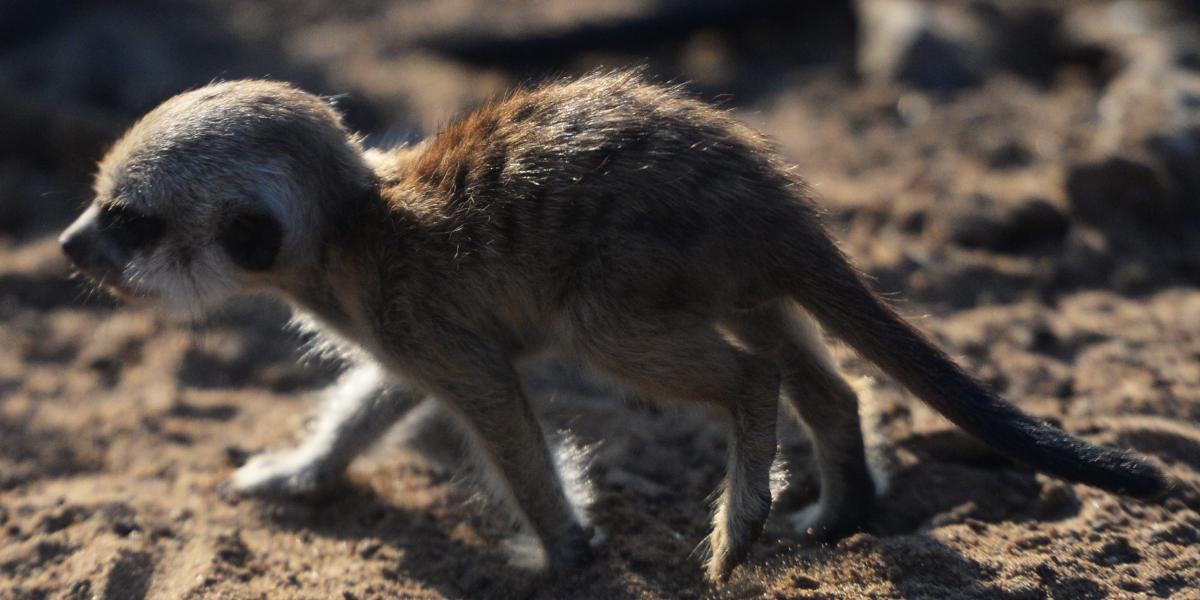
xmin=59 ymin=231 xmax=89 ymax=267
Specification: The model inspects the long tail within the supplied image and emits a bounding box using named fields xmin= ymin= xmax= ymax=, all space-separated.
xmin=785 ymin=231 xmax=1168 ymax=498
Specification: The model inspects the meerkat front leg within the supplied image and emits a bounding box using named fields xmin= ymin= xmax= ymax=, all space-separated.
xmin=571 ymin=309 xmax=780 ymax=581
xmin=412 ymin=344 xmax=595 ymax=571
xmin=232 ymin=361 xmax=423 ymax=497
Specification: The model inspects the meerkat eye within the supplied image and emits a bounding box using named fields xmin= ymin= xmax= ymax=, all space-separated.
xmin=99 ymin=205 xmax=165 ymax=250
xmin=218 ymin=210 xmax=283 ymax=271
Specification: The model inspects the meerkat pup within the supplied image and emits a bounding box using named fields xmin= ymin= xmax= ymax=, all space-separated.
xmin=59 ymin=71 xmax=1167 ymax=582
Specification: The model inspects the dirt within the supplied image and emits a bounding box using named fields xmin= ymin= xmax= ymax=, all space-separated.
xmin=1 ymin=1 xmax=1199 ymax=598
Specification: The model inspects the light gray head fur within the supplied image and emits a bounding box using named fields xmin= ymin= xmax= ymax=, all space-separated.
xmin=60 ymin=80 xmax=373 ymax=314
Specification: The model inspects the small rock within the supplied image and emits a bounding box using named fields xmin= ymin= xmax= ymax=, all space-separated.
xmin=1092 ymin=537 xmax=1141 ymax=566
xmin=896 ymin=30 xmax=984 ymax=92
xmin=38 ymin=505 xmax=88 ymax=533
xmin=98 ymin=502 xmax=136 ymax=529
xmin=356 ymin=540 xmax=382 ymax=559
xmin=1036 ymin=481 xmax=1080 ymax=519
xmin=950 ymin=211 xmax=1005 ymax=250
xmin=1016 ymin=534 xmax=1052 ymax=550
xmin=34 ymin=539 xmax=70 ymax=563
xmin=900 ymin=208 xmax=927 ymax=233
xmin=1008 ymin=198 xmax=1069 ymax=244
xmin=986 ymin=138 xmax=1034 ymax=169
xmin=66 ymin=580 xmax=92 ymax=600
xmin=168 ymin=400 xmax=238 ymax=421
xmin=951 ymin=196 xmax=1068 ymax=252
xmin=1111 ymin=260 xmax=1152 ymax=292
xmin=1029 ymin=323 xmax=1060 ymax=353
xmin=102 ymin=550 xmax=154 ymax=600
xmin=0 ymin=471 xmax=28 ymax=491
xmin=112 ymin=520 xmax=140 ymax=537
xmin=164 ymin=430 xmax=193 ymax=445
xmin=224 ymin=446 xmax=251 ymax=468
xmin=215 ymin=532 xmax=251 ymax=568
xmin=1151 ymin=522 xmax=1200 ymax=545
xmin=792 ymin=574 xmax=821 ymax=589
xmin=1053 ymin=378 xmax=1074 ymax=399
xmin=857 ymin=0 xmax=995 ymax=92
xmin=1066 ymin=156 xmax=1174 ymax=225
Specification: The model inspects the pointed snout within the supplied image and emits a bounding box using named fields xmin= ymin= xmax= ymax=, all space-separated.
xmin=59 ymin=207 xmax=99 ymax=269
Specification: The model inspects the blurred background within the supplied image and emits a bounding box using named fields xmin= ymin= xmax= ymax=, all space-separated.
xmin=1 ymin=1 xmax=1199 ymax=598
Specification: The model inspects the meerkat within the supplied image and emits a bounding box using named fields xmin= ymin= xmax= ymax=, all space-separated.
xmin=59 ymin=71 xmax=1168 ymax=582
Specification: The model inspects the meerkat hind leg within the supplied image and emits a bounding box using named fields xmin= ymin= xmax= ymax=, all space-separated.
xmin=232 ymin=361 xmax=422 ymax=498
xmin=573 ymin=313 xmax=780 ymax=581
xmin=724 ymin=302 xmax=874 ymax=542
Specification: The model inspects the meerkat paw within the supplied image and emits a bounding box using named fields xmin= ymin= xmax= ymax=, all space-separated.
xmin=705 ymin=526 xmax=753 ymax=583
xmin=705 ymin=490 xmax=772 ymax=582
xmin=505 ymin=525 xmax=597 ymax=573
xmin=231 ymin=449 xmax=344 ymax=498
xmin=788 ymin=497 xmax=870 ymax=544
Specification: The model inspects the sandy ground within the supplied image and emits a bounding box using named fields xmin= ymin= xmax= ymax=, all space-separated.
xmin=1 ymin=1 xmax=1199 ymax=598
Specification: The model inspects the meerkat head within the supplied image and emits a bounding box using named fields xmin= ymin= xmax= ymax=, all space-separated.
xmin=59 ymin=80 xmax=373 ymax=314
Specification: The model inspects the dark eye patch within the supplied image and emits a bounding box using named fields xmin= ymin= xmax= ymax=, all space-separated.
xmin=99 ymin=204 xmax=166 ymax=250
xmin=218 ymin=210 xmax=282 ymax=271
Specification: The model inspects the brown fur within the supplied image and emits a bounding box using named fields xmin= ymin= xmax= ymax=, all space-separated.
xmin=60 ymin=70 xmax=1167 ymax=583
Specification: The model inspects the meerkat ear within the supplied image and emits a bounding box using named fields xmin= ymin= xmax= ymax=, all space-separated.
xmin=218 ymin=209 xmax=283 ymax=271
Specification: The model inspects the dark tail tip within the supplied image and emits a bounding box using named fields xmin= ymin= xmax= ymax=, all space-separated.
xmin=962 ymin=413 xmax=1170 ymax=502
xmin=1095 ymin=448 xmax=1171 ymax=500
xmin=1123 ymin=461 xmax=1173 ymax=501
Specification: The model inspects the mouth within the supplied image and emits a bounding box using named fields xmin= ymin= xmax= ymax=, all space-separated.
xmin=70 ymin=267 xmax=142 ymax=302
xmin=101 ymin=278 xmax=138 ymax=301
